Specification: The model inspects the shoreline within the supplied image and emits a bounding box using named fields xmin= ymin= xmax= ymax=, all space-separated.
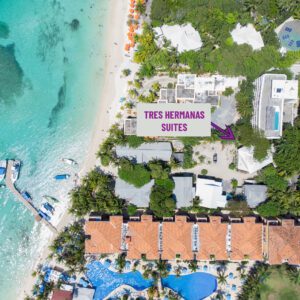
xmin=20 ymin=0 xmax=128 ymax=298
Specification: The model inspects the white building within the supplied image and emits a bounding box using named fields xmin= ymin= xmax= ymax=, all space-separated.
xmin=154 ymin=23 xmax=202 ymax=53
xmin=252 ymin=74 xmax=298 ymax=139
xmin=237 ymin=146 xmax=273 ymax=174
xmin=195 ymin=177 xmax=227 ymax=208
xmin=231 ymin=23 xmax=264 ymax=50
xmin=159 ymin=73 xmax=239 ymax=106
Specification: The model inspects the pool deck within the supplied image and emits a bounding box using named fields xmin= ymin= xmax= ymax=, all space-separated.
xmin=5 ymin=160 xmax=57 ymax=234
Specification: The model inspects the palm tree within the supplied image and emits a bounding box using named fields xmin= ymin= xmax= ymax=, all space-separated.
xmin=174 ymin=265 xmax=182 ymax=277
xmin=287 ymin=266 xmax=300 ymax=285
xmin=237 ymin=261 xmax=248 ymax=275
xmin=155 ymin=260 xmax=169 ymax=278
xmin=115 ymin=253 xmax=126 ymax=273
xmin=217 ymin=270 xmax=228 ymax=286
xmin=188 ymin=260 xmax=198 ymax=272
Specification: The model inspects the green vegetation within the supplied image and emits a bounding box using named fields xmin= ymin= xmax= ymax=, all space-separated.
xmin=183 ymin=145 xmax=196 ymax=169
xmin=70 ymin=170 xmax=124 ymax=217
xmin=118 ymin=158 xmax=151 ymax=187
xmin=223 ymin=86 xmax=234 ymax=96
xmin=127 ymin=204 xmax=138 ymax=216
xmin=274 ymin=120 xmax=300 ymax=176
xmin=239 ymin=264 xmax=300 ymax=300
xmin=49 ymin=222 xmax=86 ymax=273
xmin=122 ymin=68 xmax=131 ymax=77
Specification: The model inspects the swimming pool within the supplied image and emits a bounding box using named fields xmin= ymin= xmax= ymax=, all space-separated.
xmin=278 ymin=20 xmax=300 ymax=51
xmin=274 ymin=111 xmax=280 ymax=131
xmin=162 ymin=273 xmax=217 ymax=300
xmin=86 ymin=261 xmax=217 ymax=300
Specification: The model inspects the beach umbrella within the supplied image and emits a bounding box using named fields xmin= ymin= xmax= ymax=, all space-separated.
xmin=129 ymin=25 xmax=135 ymax=32
xmin=130 ymin=8 xmax=135 ymax=14
xmin=130 ymin=2 xmax=135 ymax=8
xmin=124 ymin=44 xmax=131 ymax=51
xmin=134 ymin=14 xmax=140 ymax=20
xmin=130 ymin=41 xmax=135 ymax=47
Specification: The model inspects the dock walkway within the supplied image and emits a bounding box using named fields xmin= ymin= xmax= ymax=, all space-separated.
xmin=5 ymin=160 xmax=57 ymax=234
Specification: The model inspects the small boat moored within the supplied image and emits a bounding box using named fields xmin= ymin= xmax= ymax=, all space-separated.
xmin=61 ymin=158 xmax=78 ymax=166
xmin=21 ymin=191 xmax=32 ymax=201
xmin=43 ymin=202 xmax=55 ymax=215
xmin=38 ymin=209 xmax=51 ymax=222
xmin=43 ymin=195 xmax=59 ymax=203
xmin=54 ymin=174 xmax=70 ymax=181
xmin=11 ymin=160 xmax=21 ymax=183
xmin=0 ymin=160 xmax=7 ymax=182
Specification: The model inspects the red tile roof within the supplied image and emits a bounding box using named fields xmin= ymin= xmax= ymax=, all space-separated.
xmin=268 ymin=219 xmax=300 ymax=265
xmin=85 ymin=216 xmax=123 ymax=254
xmin=51 ymin=290 xmax=72 ymax=300
xmin=197 ymin=216 xmax=228 ymax=260
xmin=161 ymin=216 xmax=194 ymax=260
xmin=231 ymin=217 xmax=263 ymax=261
xmin=126 ymin=215 xmax=159 ymax=260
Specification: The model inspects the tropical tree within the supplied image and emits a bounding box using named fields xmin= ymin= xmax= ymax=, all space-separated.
xmin=155 ymin=260 xmax=169 ymax=278
xmin=188 ymin=260 xmax=198 ymax=272
xmin=217 ymin=270 xmax=228 ymax=286
xmin=115 ymin=253 xmax=126 ymax=273
xmin=174 ymin=265 xmax=182 ymax=277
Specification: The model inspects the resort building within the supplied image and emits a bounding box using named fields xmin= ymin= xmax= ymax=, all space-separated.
xmin=126 ymin=215 xmax=159 ymax=260
xmin=195 ymin=177 xmax=227 ymax=208
xmin=197 ymin=216 xmax=227 ymax=261
xmin=154 ymin=23 xmax=202 ymax=53
xmin=115 ymin=178 xmax=154 ymax=207
xmin=85 ymin=216 xmax=123 ymax=255
xmin=115 ymin=142 xmax=172 ymax=163
xmin=73 ymin=287 xmax=95 ymax=300
xmin=237 ymin=146 xmax=273 ymax=174
xmin=230 ymin=217 xmax=263 ymax=261
xmin=267 ymin=219 xmax=300 ymax=265
xmin=252 ymin=74 xmax=298 ymax=139
xmin=123 ymin=118 xmax=137 ymax=135
xmin=51 ymin=289 xmax=72 ymax=300
xmin=158 ymin=73 xmax=239 ymax=106
xmin=161 ymin=215 xmax=194 ymax=260
xmin=243 ymin=184 xmax=267 ymax=208
xmin=172 ymin=174 xmax=195 ymax=208
xmin=84 ymin=215 xmax=300 ymax=265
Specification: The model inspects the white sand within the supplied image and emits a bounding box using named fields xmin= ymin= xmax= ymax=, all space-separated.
xmin=20 ymin=0 xmax=129 ymax=298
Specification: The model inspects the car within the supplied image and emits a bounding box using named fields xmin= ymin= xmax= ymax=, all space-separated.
xmin=213 ymin=153 xmax=217 ymax=163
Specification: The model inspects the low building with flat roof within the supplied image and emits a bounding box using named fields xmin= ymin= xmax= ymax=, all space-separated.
xmin=172 ymin=175 xmax=195 ymax=208
xmin=252 ymin=74 xmax=298 ymax=139
xmin=115 ymin=178 xmax=154 ymax=207
xmin=51 ymin=290 xmax=72 ymax=300
xmin=161 ymin=215 xmax=194 ymax=260
xmin=243 ymin=184 xmax=267 ymax=208
xmin=85 ymin=216 xmax=123 ymax=255
xmin=126 ymin=215 xmax=159 ymax=260
xmin=268 ymin=219 xmax=300 ymax=265
xmin=115 ymin=142 xmax=172 ymax=163
xmin=231 ymin=217 xmax=263 ymax=261
xmin=237 ymin=146 xmax=273 ymax=174
xmin=73 ymin=287 xmax=95 ymax=300
xmin=195 ymin=177 xmax=227 ymax=208
xmin=197 ymin=216 xmax=228 ymax=261
xmin=124 ymin=118 xmax=137 ymax=135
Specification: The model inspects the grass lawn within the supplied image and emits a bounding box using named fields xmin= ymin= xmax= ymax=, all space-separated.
xmin=260 ymin=267 xmax=300 ymax=300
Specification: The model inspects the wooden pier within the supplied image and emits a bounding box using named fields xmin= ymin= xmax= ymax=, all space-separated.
xmin=5 ymin=160 xmax=57 ymax=234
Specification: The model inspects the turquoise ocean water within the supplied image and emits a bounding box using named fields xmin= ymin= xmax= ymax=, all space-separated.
xmin=0 ymin=0 xmax=108 ymax=298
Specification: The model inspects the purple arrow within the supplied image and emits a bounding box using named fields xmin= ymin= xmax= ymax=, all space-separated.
xmin=211 ymin=122 xmax=235 ymax=140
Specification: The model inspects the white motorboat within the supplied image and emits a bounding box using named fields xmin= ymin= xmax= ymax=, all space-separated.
xmin=11 ymin=160 xmax=21 ymax=183
xmin=0 ymin=160 xmax=7 ymax=182
xmin=61 ymin=158 xmax=78 ymax=166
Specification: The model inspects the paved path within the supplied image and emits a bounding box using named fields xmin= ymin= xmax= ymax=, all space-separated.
xmin=5 ymin=160 xmax=57 ymax=234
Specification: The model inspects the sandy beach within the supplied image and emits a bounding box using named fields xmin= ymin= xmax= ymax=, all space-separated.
xmin=20 ymin=0 xmax=129 ymax=298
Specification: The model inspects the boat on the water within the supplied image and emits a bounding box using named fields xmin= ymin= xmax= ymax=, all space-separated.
xmin=0 ymin=160 xmax=7 ymax=182
xmin=54 ymin=174 xmax=70 ymax=180
xmin=61 ymin=158 xmax=78 ymax=166
xmin=43 ymin=195 xmax=59 ymax=203
xmin=38 ymin=209 xmax=51 ymax=222
xmin=11 ymin=160 xmax=21 ymax=183
xmin=43 ymin=202 xmax=55 ymax=215
xmin=21 ymin=191 xmax=32 ymax=201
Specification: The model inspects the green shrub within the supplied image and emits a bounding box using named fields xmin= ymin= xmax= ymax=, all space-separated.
xmin=118 ymin=159 xmax=151 ymax=187
xmin=201 ymin=169 xmax=208 ymax=175
xmin=127 ymin=204 xmax=138 ymax=215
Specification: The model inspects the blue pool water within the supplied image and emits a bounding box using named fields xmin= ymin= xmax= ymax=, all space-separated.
xmin=86 ymin=261 xmax=154 ymax=299
xmin=278 ymin=20 xmax=300 ymax=51
xmin=274 ymin=111 xmax=279 ymax=131
xmin=86 ymin=261 xmax=217 ymax=300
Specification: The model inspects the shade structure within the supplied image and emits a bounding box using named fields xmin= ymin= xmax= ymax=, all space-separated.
xmin=124 ymin=44 xmax=131 ymax=51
